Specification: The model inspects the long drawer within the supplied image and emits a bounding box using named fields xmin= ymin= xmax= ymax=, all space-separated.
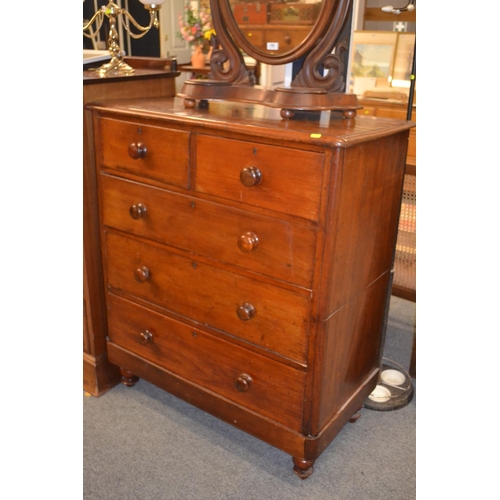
xmin=97 ymin=117 xmax=190 ymax=189
xmin=100 ymin=174 xmax=316 ymax=288
xmin=104 ymin=231 xmax=310 ymax=363
xmin=195 ymin=134 xmax=324 ymax=221
xmin=107 ymin=294 xmax=306 ymax=431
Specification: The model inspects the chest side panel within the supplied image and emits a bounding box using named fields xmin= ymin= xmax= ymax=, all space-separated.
xmin=325 ymin=132 xmax=409 ymax=313
xmin=310 ymin=132 xmax=409 ymax=434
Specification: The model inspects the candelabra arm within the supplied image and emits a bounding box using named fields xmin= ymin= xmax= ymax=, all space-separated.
xmin=121 ymin=9 xmax=158 ymax=39
xmin=83 ymin=10 xmax=105 ymax=39
xmin=83 ymin=2 xmax=163 ymax=77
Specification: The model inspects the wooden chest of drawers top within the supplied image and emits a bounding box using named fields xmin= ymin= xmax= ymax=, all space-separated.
xmin=92 ymin=97 xmax=413 ymax=146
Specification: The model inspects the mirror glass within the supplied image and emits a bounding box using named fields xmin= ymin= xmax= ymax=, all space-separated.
xmin=227 ymin=1 xmax=324 ymax=57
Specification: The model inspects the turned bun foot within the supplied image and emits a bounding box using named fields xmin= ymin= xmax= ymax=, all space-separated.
xmin=280 ymin=109 xmax=295 ymax=119
xmin=292 ymin=457 xmax=315 ymax=479
xmin=120 ymin=368 xmax=139 ymax=387
xmin=349 ymin=406 xmax=363 ymax=423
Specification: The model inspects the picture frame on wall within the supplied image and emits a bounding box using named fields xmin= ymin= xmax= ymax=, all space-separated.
xmin=392 ymin=32 xmax=416 ymax=85
xmin=349 ymin=31 xmax=398 ymax=95
xmin=349 ymin=31 xmax=416 ymax=98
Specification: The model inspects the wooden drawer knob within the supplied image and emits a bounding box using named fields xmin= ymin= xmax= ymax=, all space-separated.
xmin=236 ymin=302 xmax=256 ymax=321
xmin=139 ymin=330 xmax=154 ymax=345
xmin=128 ymin=142 xmax=147 ymax=160
xmin=134 ymin=266 xmax=150 ymax=283
xmin=240 ymin=166 xmax=262 ymax=187
xmin=235 ymin=373 xmax=253 ymax=392
xmin=129 ymin=203 xmax=147 ymax=220
xmin=237 ymin=232 xmax=259 ymax=252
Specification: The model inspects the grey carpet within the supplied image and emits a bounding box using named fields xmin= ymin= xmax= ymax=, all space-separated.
xmin=84 ymin=296 xmax=416 ymax=500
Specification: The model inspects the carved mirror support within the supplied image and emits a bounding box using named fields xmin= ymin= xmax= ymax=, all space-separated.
xmin=178 ymin=0 xmax=360 ymax=118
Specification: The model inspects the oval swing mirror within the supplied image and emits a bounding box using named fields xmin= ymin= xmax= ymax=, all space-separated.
xmin=178 ymin=0 xmax=361 ymax=119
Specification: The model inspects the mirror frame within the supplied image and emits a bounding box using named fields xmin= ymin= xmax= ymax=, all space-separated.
xmin=178 ymin=0 xmax=361 ymax=119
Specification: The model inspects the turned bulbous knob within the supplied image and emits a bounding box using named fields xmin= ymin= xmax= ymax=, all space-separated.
xmin=235 ymin=373 xmax=253 ymax=392
xmin=237 ymin=232 xmax=259 ymax=252
xmin=240 ymin=166 xmax=262 ymax=187
xmin=134 ymin=266 xmax=150 ymax=283
xmin=128 ymin=142 xmax=147 ymax=159
xmin=129 ymin=203 xmax=147 ymax=220
xmin=139 ymin=330 xmax=154 ymax=345
xmin=236 ymin=302 xmax=256 ymax=321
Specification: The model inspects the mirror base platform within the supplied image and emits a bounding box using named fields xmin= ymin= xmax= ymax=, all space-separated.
xmin=178 ymin=80 xmax=360 ymax=119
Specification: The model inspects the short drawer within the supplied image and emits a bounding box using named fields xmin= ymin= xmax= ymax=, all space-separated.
xmin=195 ymin=135 xmax=324 ymax=221
xmin=100 ymin=174 xmax=316 ymax=288
xmin=104 ymin=231 xmax=310 ymax=364
xmin=97 ymin=117 xmax=190 ymax=189
xmin=107 ymin=294 xmax=306 ymax=431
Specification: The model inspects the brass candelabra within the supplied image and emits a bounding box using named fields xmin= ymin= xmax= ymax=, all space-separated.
xmin=83 ymin=1 xmax=165 ymax=76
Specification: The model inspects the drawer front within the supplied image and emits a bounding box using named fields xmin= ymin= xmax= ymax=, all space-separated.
xmin=105 ymin=231 xmax=310 ymax=363
xmin=107 ymin=294 xmax=305 ymax=430
xmin=264 ymin=29 xmax=310 ymax=53
xmin=195 ymin=135 xmax=324 ymax=221
xmin=100 ymin=174 xmax=316 ymax=288
xmin=97 ymin=117 xmax=190 ymax=189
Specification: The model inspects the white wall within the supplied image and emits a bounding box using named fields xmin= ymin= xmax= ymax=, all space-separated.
xmin=159 ymin=0 xmax=192 ymax=63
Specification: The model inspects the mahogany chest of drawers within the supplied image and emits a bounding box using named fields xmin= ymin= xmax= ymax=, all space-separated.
xmin=88 ymin=97 xmax=412 ymax=478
